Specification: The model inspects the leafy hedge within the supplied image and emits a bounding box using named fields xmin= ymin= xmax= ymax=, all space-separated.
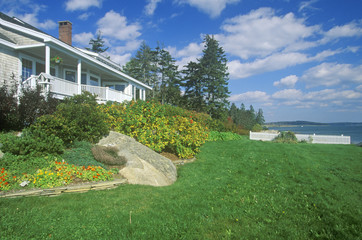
xmin=207 ymin=131 xmax=244 ymax=142
xmin=99 ymin=100 xmax=208 ymax=158
xmin=31 ymin=92 xmax=109 ymax=146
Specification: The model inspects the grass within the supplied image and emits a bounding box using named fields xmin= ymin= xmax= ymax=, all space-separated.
xmin=0 ymin=137 xmax=361 ymax=239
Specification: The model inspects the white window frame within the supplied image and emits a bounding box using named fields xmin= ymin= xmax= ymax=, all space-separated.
xmin=103 ymin=81 xmax=127 ymax=92
xmin=19 ymin=53 xmax=58 ymax=81
xmin=63 ymin=68 xmax=77 ymax=83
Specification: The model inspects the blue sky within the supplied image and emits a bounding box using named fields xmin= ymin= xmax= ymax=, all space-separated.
xmin=1 ymin=0 xmax=362 ymax=122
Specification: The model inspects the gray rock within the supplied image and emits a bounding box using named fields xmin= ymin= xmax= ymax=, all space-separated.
xmin=97 ymin=131 xmax=177 ymax=187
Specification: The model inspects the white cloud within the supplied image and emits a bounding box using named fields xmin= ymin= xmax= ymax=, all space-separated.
xmin=322 ymin=21 xmax=362 ymax=43
xmin=112 ymin=40 xmax=142 ymax=54
xmin=78 ymin=12 xmax=93 ymax=20
xmin=301 ymin=62 xmax=362 ymax=88
xmin=229 ymin=91 xmax=270 ymax=102
xmin=144 ymin=0 xmax=163 ymax=16
xmin=65 ymin=0 xmax=102 ymax=11
xmin=274 ymin=75 xmax=299 ymax=88
xmin=298 ymin=0 xmax=319 ymax=12
xmin=73 ymin=32 xmax=94 ymax=47
xmin=272 ymin=89 xmax=303 ymax=100
xmin=357 ymin=85 xmax=362 ymax=92
xmin=5 ymin=3 xmax=56 ymax=30
xmin=167 ymin=42 xmax=203 ymax=69
xmin=97 ymin=10 xmax=141 ymax=41
xmin=216 ymin=8 xmax=319 ymax=59
xmin=176 ymin=0 xmax=240 ymax=18
xmin=106 ymin=52 xmax=132 ymax=66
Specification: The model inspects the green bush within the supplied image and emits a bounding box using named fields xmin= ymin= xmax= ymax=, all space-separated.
xmin=0 ymin=81 xmax=59 ymax=131
xmin=0 ymin=128 xmax=64 ymax=156
xmin=252 ymin=124 xmax=263 ymax=132
xmin=61 ymin=141 xmax=106 ymax=168
xmin=31 ymin=92 xmax=109 ymax=146
xmin=99 ymin=100 xmax=208 ymax=158
xmin=207 ymin=131 xmax=244 ymax=142
xmin=273 ymin=131 xmax=298 ymax=143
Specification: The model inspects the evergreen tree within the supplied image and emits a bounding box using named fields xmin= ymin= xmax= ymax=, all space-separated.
xmin=182 ymin=61 xmax=206 ymax=112
xmin=199 ymin=35 xmax=230 ymax=120
xmin=256 ymin=108 xmax=265 ymax=125
xmin=86 ymin=31 xmax=108 ymax=53
xmin=122 ymin=42 xmax=158 ymax=98
xmin=155 ymin=45 xmax=182 ymax=105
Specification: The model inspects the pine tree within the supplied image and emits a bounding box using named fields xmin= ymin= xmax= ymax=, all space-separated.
xmin=256 ymin=108 xmax=265 ymax=125
xmin=199 ymin=35 xmax=230 ymax=120
xmin=86 ymin=31 xmax=108 ymax=53
xmin=122 ymin=42 xmax=158 ymax=98
xmin=182 ymin=61 xmax=206 ymax=112
xmin=155 ymin=45 xmax=182 ymax=105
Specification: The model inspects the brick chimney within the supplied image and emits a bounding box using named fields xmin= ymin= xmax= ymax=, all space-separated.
xmin=58 ymin=21 xmax=72 ymax=45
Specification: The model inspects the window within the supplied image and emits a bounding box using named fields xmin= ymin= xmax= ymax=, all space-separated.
xmin=22 ymin=58 xmax=32 ymax=81
xmin=36 ymin=62 xmax=44 ymax=75
xmin=89 ymin=76 xmax=99 ymax=86
xmin=115 ymin=85 xmax=125 ymax=91
xmin=65 ymin=70 xmax=76 ymax=82
xmin=81 ymin=73 xmax=87 ymax=85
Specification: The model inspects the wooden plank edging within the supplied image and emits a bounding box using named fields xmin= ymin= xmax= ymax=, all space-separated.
xmin=0 ymin=179 xmax=127 ymax=198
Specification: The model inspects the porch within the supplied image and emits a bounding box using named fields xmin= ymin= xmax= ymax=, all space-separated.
xmin=23 ymin=73 xmax=135 ymax=103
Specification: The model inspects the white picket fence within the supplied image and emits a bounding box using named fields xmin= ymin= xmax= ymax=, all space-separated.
xmin=249 ymin=131 xmax=350 ymax=144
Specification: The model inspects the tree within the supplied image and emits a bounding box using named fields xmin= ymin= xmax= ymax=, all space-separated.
xmin=155 ymin=45 xmax=182 ymax=105
xmin=86 ymin=31 xmax=109 ymax=53
xmin=198 ymin=35 xmax=230 ymax=119
xmin=256 ymin=108 xmax=265 ymax=125
xmin=122 ymin=41 xmax=158 ymax=98
xmin=182 ymin=61 xmax=206 ymax=112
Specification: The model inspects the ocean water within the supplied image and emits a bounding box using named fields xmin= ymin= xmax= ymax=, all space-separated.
xmin=268 ymin=123 xmax=362 ymax=144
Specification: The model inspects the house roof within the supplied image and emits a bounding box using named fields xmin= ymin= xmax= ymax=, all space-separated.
xmin=0 ymin=12 xmax=152 ymax=90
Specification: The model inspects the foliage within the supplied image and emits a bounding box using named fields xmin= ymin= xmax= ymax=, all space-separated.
xmin=229 ymin=103 xmax=265 ymax=130
xmin=0 ymin=129 xmax=64 ymax=156
xmin=61 ymin=141 xmax=106 ymax=168
xmin=0 ymin=158 xmax=114 ymax=191
xmin=252 ymin=123 xmax=263 ymax=132
xmin=0 ymin=79 xmax=59 ymax=131
xmin=273 ymin=131 xmax=298 ymax=143
xmin=91 ymin=145 xmax=126 ymax=166
xmin=31 ymin=92 xmax=109 ymax=146
xmin=207 ymin=131 xmax=244 ymax=141
xmin=86 ymin=31 xmax=109 ymax=53
xmin=198 ymin=34 xmax=230 ymax=120
xmin=0 ymin=80 xmax=19 ymax=130
xmin=99 ymin=100 xmax=208 ymax=158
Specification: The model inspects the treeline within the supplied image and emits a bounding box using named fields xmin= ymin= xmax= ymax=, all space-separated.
xmin=122 ymin=34 xmax=230 ymax=120
xmin=229 ymin=103 xmax=265 ymax=131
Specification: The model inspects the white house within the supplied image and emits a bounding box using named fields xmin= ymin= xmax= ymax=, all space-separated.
xmin=0 ymin=12 xmax=152 ymax=103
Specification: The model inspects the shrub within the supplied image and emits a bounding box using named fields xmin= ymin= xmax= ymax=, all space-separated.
xmin=0 ymin=80 xmax=59 ymax=131
xmin=252 ymin=124 xmax=263 ymax=132
xmin=99 ymin=100 xmax=209 ymax=158
xmin=61 ymin=141 xmax=106 ymax=168
xmin=207 ymin=131 xmax=244 ymax=142
xmin=31 ymin=92 xmax=109 ymax=146
xmin=273 ymin=131 xmax=298 ymax=143
xmin=0 ymin=128 xmax=64 ymax=156
xmin=91 ymin=145 xmax=126 ymax=166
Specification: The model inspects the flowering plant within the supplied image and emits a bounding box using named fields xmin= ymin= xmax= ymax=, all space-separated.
xmin=50 ymin=55 xmax=63 ymax=64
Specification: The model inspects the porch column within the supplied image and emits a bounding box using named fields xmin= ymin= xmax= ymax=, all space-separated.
xmin=77 ymin=59 xmax=82 ymax=94
xmin=45 ymin=45 xmax=50 ymax=74
xmin=142 ymin=89 xmax=146 ymax=100
xmin=133 ymin=85 xmax=136 ymax=100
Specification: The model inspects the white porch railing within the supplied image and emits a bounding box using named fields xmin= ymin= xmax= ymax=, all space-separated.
xmin=22 ymin=73 xmax=132 ymax=103
xmin=249 ymin=131 xmax=351 ymax=144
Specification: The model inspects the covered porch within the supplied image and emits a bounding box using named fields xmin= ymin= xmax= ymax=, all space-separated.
xmin=17 ymin=41 xmax=150 ymax=103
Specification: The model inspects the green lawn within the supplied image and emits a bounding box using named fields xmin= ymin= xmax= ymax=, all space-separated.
xmin=1 ymin=137 xmax=361 ymax=239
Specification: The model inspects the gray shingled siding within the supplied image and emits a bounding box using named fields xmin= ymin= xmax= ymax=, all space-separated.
xmin=0 ymin=26 xmax=41 ymax=46
xmin=0 ymin=46 xmax=19 ymax=88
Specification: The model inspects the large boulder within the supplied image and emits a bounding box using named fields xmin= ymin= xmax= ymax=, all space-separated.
xmin=97 ymin=131 xmax=177 ymax=186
